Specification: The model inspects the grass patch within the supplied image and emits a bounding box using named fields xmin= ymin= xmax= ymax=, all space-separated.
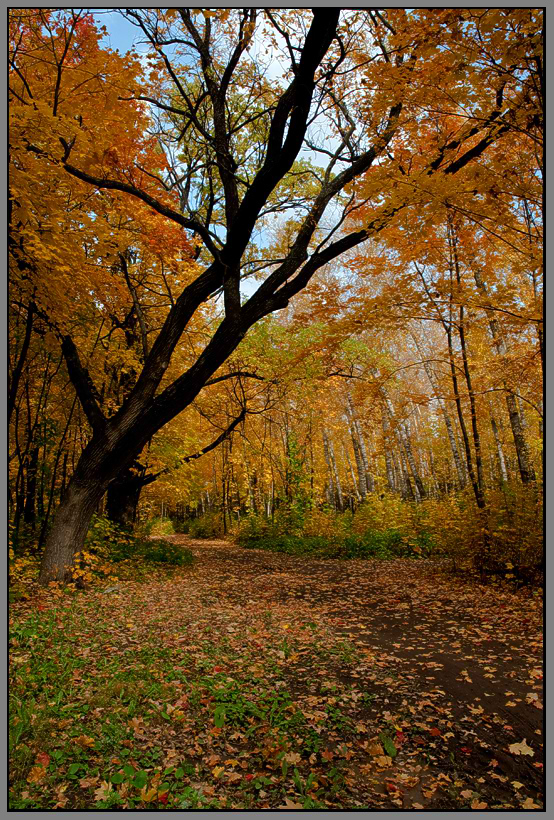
xmin=9 ymin=588 xmax=376 ymax=810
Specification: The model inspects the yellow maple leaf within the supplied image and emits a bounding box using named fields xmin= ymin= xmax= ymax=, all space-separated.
xmin=74 ymin=734 xmax=95 ymax=748
xmin=508 ymin=739 xmax=534 ymax=757
xmin=27 ymin=766 xmax=47 ymax=784
xmin=140 ymin=786 xmax=157 ymax=803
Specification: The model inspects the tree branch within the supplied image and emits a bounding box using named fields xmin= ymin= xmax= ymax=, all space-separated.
xmin=60 ymin=335 xmax=106 ymax=433
xmin=146 ymin=406 xmax=247 ymax=482
xmin=62 ymin=162 xmax=221 ymax=260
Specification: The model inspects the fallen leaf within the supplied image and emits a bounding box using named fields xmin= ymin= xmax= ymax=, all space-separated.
xmin=471 ymin=800 xmax=488 ymax=809
xmin=511 ymin=781 xmax=524 ymax=790
xmin=79 ymin=775 xmax=99 ymax=789
xmin=140 ymin=786 xmax=158 ymax=803
xmin=522 ymin=797 xmax=540 ymax=809
xmin=279 ymin=797 xmax=304 ymax=809
xmin=94 ymin=781 xmax=112 ymax=802
xmin=509 ymin=739 xmax=534 ymax=757
xmin=73 ymin=735 xmax=95 ymax=748
xmin=27 ymin=766 xmax=46 ymax=784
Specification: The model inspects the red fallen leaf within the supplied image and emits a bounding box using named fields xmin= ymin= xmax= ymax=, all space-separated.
xmin=385 ymin=781 xmax=401 ymax=794
xmin=244 ymin=774 xmax=254 ymax=781
xmin=429 ymin=728 xmax=441 ymax=737
xmin=158 ymin=793 xmax=168 ymax=805
xmin=212 ymin=666 xmax=224 ymax=673
xmin=396 ymin=732 xmax=407 ymax=744
xmin=460 ymin=746 xmax=472 ymax=755
xmin=35 ymin=751 xmax=51 ymax=768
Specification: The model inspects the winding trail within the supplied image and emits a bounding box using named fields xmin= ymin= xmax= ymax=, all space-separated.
xmin=169 ymin=535 xmax=543 ymax=807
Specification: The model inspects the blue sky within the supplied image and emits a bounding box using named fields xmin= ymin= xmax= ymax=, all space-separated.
xmin=95 ymin=10 xmax=146 ymax=54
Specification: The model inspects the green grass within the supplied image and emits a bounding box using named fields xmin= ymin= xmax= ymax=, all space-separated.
xmin=9 ymin=587 xmax=379 ymax=810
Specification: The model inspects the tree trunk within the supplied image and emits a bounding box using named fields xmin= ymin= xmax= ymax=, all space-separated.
xmin=343 ymin=441 xmax=361 ymax=502
xmin=410 ymin=326 xmax=467 ymax=488
xmin=322 ymin=428 xmax=343 ymax=511
xmin=349 ymin=421 xmax=367 ymax=501
xmin=472 ymin=266 xmax=536 ymax=484
xmin=381 ymin=396 xmax=425 ymax=501
xmin=490 ymin=411 xmax=509 ymax=484
xmin=23 ymin=446 xmax=39 ymax=528
xmin=399 ymin=450 xmax=415 ymax=501
xmin=106 ymin=467 xmax=144 ymax=528
xmin=322 ymin=428 xmax=335 ymax=507
xmin=346 ymin=392 xmax=373 ymax=497
xmin=381 ymin=413 xmax=396 ymax=492
xmin=38 ymin=476 xmax=104 ymax=584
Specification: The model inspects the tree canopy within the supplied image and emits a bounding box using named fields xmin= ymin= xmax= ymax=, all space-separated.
xmin=9 ymin=8 xmax=542 ymax=583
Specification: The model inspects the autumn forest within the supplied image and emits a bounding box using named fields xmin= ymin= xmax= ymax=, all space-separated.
xmin=9 ymin=8 xmax=543 ymax=811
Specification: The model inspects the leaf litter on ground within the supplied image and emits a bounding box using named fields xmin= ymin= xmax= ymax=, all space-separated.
xmin=9 ymin=536 xmax=543 ymax=810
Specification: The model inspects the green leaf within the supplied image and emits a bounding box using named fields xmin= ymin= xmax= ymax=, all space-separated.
xmin=214 ymin=705 xmax=226 ymax=728
xmin=123 ymin=764 xmax=135 ymax=777
xmin=68 ymin=762 xmax=81 ymax=775
xmin=175 ymin=767 xmax=185 ymax=779
xmin=379 ymin=731 xmax=397 ymax=759
xmin=132 ymin=771 xmax=148 ymax=789
xmin=111 ymin=772 xmax=125 ymax=784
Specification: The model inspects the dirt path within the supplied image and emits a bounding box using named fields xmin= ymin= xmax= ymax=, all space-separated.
xmin=173 ymin=536 xmax=544 ymax=808
xmin=10 ymin=536 xmax=543 ymax=810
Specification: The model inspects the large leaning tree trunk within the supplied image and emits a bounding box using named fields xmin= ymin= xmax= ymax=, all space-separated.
xmin=106 ymin=466 xmax=147 ymax=529
xmin=105 ymin=407 xmax=247 ymax=529
xmin=11 ymin=9 xmax=523 ymax=584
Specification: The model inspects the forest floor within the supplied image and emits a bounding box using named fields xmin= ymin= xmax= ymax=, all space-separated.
xmin=10 ymin=536 xmax=543 ymax=810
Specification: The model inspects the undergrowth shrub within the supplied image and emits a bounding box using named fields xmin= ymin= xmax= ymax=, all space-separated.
xmin=188 ymin=512 xmax=224 ymax=539
xmin=83 ymin=516 xmax=192 ymax=580
xmin=171 ymin=519 xmax=190 ymax=534
xmin=240 ymin=533 xmax=343 ymax=558
xmin=235 ymin=486 xmax=541 ymax=578
xmin=141 ymin=516 xmax=175 ymax=537
xmin=236 ymin=491 xmax=438 ymax=561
